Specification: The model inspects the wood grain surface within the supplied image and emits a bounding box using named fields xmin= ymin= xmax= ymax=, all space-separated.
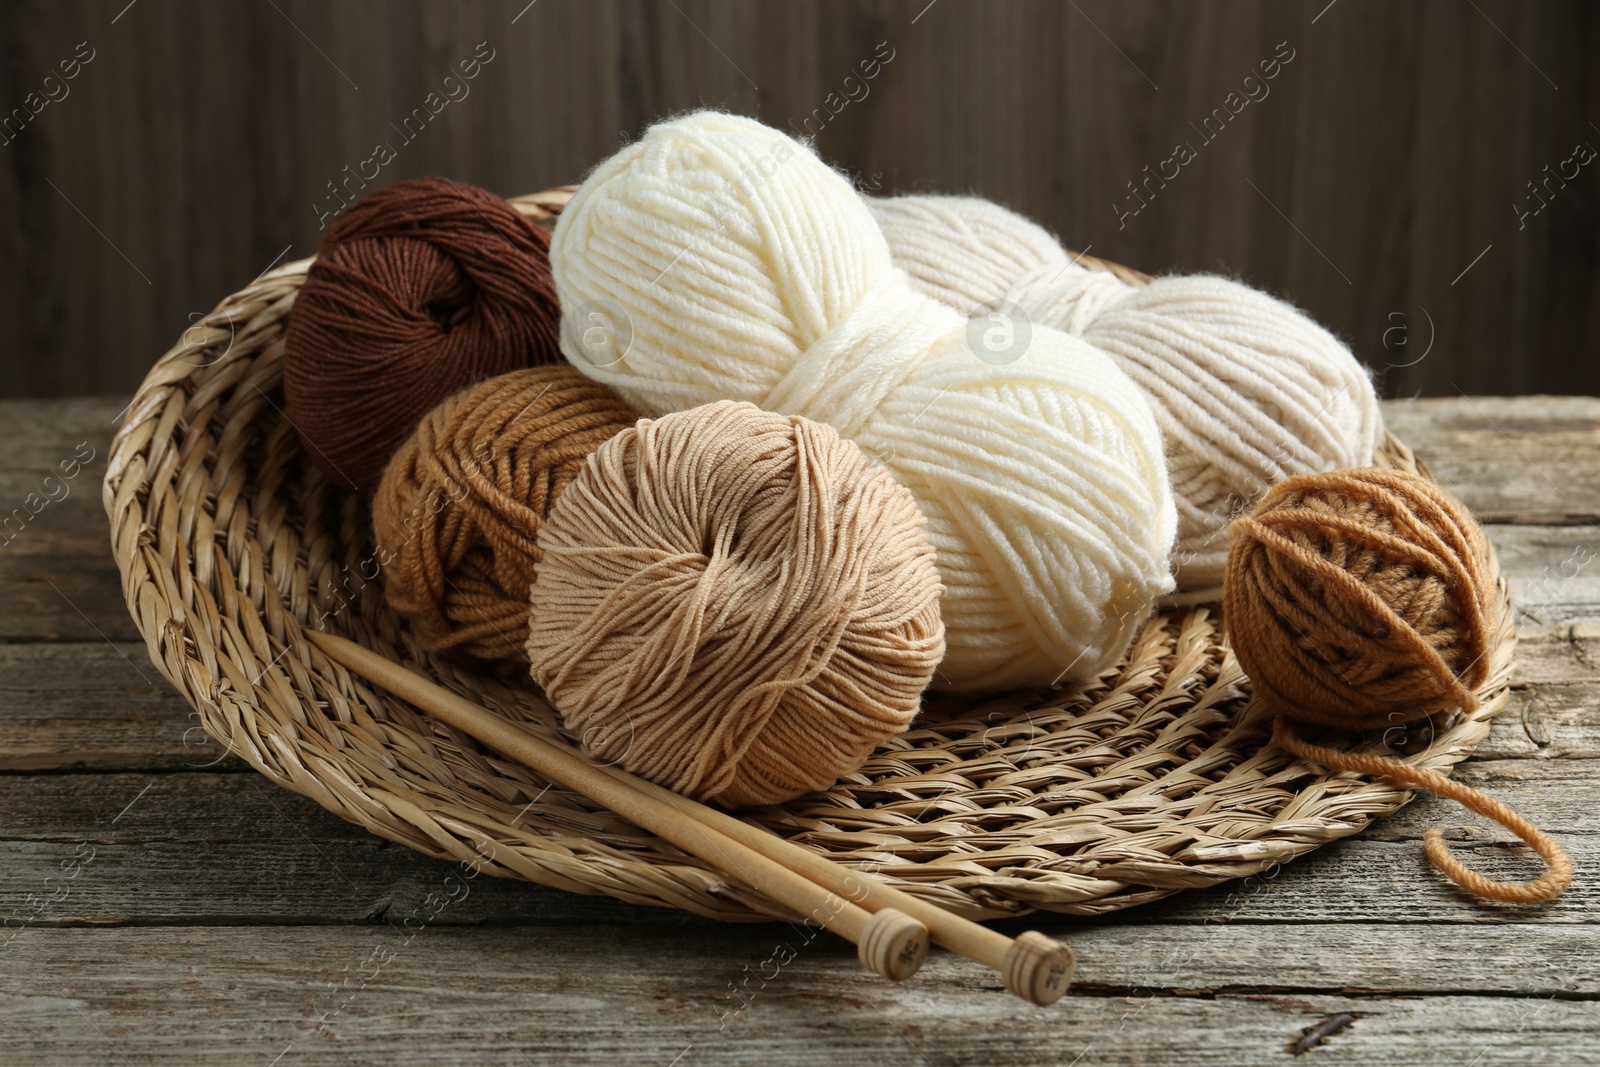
xmin=1 ymin=1 xmax=1597 ymax=402
xmin=0 ymin=395 xmax=1596 ymax=1064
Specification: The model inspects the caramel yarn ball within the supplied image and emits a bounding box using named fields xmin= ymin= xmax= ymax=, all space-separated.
xmin=373 ymin=365 xmax=639 ymax=663
xmin=526 ymin=400 xmax=946 ymax=807
xmin=1224 ymin=467 xmax=1498 ymax=730
xmin=284 ymin=177 xmax=563 ymax=493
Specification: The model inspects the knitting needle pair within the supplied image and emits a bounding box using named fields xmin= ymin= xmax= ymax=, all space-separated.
xmin=307 ymin=630 xmax=1073 ymax=1005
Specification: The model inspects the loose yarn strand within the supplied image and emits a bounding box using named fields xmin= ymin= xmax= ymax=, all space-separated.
xmin=1272 ymin=716 xmax=1573 ymax=905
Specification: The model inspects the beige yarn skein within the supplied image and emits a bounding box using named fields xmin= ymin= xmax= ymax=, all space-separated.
xmin=526 ymin=401 xmax=946 ymax=807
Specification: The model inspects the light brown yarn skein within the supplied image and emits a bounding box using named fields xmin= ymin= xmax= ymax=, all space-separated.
xmin=526 ymin=400 xmax=946 ymax=807
xmin=372 ymin=366 xmax=639 ymax=663
xmin=1226 ymin=467 xmax=1573 ymax=904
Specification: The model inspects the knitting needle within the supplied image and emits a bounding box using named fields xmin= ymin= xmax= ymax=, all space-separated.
xmin=605 ymin=766 xmax=1074 ymax=1006
xmin=305 ymin=631 xmax=928 ymax=982
xmin=307 ymin=630 xmax=1075 ymax=1005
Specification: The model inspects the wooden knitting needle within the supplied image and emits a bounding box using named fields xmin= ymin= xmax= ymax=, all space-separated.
xmin=305 ymin=631 xmax=928 ymax=982
xmin=310 ymin=631 xmax=1075 ymax=1006
xmin=603 ymin=765 xmax=1074 ymax=1006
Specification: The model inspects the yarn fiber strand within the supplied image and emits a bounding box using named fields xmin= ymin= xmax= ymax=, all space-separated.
xmin=1273 ymin=719 xmax=1573 ymax=904
xmin=872 ymin=194 xmax=1381 ymax=598
xmin=550 ymin=112 xmax=1176 ymax=692
xmin=373 ymin=366 xmax=638 ymax=663
xmin=1227 ymin=468 xmax=1573 ymax=904
xmin=527 ymin=401 xmax=946 ymax=807
xmin=284 ymin=177 xmax=563 ymax=492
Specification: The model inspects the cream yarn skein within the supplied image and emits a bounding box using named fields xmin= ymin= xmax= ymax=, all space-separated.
xmin=870 ymin=194 xmax=1382 ymax=597
xmin=550 ymin=111 xmax=1177 ymax=693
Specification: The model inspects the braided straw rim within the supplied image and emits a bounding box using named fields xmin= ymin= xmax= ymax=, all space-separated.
xmin=102 ymin=187 xmax=1516 ymax=921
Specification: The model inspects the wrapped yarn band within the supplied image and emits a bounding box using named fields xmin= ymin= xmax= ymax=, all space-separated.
xmin=527 ymin=401 xmax=946 ymax=807
xmin=373 ymin=365 xmax=638 ymax=663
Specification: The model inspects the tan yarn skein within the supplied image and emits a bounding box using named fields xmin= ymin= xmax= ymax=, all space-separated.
xmin=1226 ymin=468 xmax=1573 ymax=904
xmin=373 ymin=366 xmax=639 ymax=663
xmin=527 ymin=400 xmax=946 ymax=807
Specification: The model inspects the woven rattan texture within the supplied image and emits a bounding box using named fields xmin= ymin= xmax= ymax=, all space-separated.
xmin=102 ymin=188 xmax=1517 ymax=921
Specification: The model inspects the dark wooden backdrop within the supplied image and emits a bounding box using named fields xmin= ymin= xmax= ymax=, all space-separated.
xmin=2 ymin=0 xmax=1596 ymax=400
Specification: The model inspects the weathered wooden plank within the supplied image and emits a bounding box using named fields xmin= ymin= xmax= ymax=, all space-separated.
xmin=1383 ymin=396 xmax=1600 ymax=523
xmin=1147 ymin=833 xmax=1598 ymax=926
xmin=1487 ymin=524 xmax=1600 ymax=625
xmin=0 ymin=928 xmax=1594 ymax=1066
xmin=0 ymin=773 xmax=363 ymax=843
xmin=1483 ymin=622 xmax=1600 ymax=759
xmin=0 ymin=837 xmax=712 ymax=935
xmin=1490 ymin=684 xmax=1600 ymax=761
xmin=7 ymin=759 xmax=1593 ymax=845
xmin=1 ymin=833 xmax=1592 ymax=930
xmin=1 ymin=768 xmax=1592 ymax=929
xmin=1506 ymin=621 xmax=1600 ymax=685
xmin=0 ymin=397 xmax=130 ymax=643
xmin=0 ymin=398 xmax=125 ymax=470
xmin=0 ymin=538 xmax=135 ymax=643
xmin=0 ymin=643 xmax=242 ymax=772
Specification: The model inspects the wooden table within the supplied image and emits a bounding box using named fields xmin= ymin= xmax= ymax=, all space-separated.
xmin=1 ymin=396 xmax=1595 ymax=1065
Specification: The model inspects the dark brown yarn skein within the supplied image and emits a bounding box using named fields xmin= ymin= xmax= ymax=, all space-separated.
xmin=284 ymin=177 xmax=562 ymax=493
xmin=373 ymin=365 xmax=639 ymax=664
xmin=1226 ymin=467 xmax=1573 ymax=904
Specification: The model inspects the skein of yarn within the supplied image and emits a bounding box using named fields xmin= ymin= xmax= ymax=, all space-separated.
xmin=284 ymin=177 xmax=563 ymax=493
xmin=870 ymin=194 xmax=1383 ymax=599
xmin=373 ymin=365 xmax=639 ymax=663
xmin=527 ymin=401 xmax=946 ymax=807
xmin=1225 ymin=467 xmax=1573 ymax=904
xmin=549 ymin=111 xmax=1177 ymax=693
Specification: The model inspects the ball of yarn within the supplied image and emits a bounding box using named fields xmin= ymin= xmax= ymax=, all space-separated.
xmin=373 ymin=365 xmax=638 ymax=663
xmin=549 ymin=111 xmax=1176 ymax=693
xmin=527 ymin=401 xmax=946 ymax=807
xmin=1224 ymin=466 xmax=1574 ymax=906
xmin=284 ymin=177 xmax=563 ymax=493
xmin=870 ymin=194 xmax=1382 ymax=598
xmin=1223 ymin=467 xmax=1497 ymax=730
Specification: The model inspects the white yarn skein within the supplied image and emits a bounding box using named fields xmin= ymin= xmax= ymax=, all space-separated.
xmin=550 ymin=112 xmax=1177 ymax=693
xmin=870 ymin=194 xmax=1383 ymax=598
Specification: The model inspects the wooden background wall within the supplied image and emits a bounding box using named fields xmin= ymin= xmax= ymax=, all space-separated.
xmin=1 ymin=0 xmax=1596 ymax=400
